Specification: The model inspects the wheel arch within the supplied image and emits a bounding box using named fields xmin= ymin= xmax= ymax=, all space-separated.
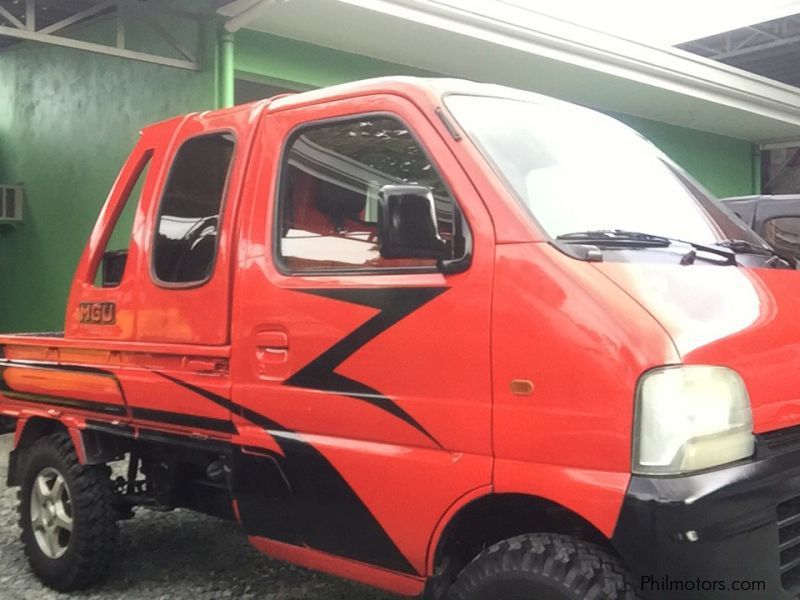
xmin=8 ymin=417 xmax=75 ymax=487
xmin=424 ymin=492 xmax=620 ymax=599
xmin=8 ymin=417 xmax=126 ymax=487
xmin=14 ymin=416 xmax=74 ymax=451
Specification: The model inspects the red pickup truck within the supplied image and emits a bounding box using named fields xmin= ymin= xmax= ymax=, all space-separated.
xmin=1 ymin=77 xmax=796 ymax=600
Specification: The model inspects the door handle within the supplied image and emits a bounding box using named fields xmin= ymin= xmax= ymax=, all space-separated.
xmin=255 ymin=331 xmax=289 ymax=366
xmin=255 ymin=331 xmax=288 ymax=349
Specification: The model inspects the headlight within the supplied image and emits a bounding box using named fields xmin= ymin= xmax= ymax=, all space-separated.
xmin=633 ymin=365 xmax=754 ymax=475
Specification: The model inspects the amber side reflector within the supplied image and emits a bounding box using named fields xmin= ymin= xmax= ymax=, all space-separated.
xmin=510 ymin=379 xmax=534 ymax=396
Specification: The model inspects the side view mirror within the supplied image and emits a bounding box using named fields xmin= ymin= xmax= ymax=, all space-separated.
xmin=101 ymin=250 xmax=128 ymax=288
xmin=378 ymin=185 xmax=448 ymax=259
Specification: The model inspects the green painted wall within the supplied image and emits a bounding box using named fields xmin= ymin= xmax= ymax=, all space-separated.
xmin=614 ymin=113 xmax=758 ymax=198
xmin=0 ymin=40 xmax=216 ymax=333
xmin=0 ymin=26 xmax=758 ymax=333
xmin=234 ymin=29 xmax=437 ymax=89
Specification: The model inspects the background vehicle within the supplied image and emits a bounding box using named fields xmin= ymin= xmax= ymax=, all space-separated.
xmin=723 ymin=194 xmax=800 ymax=261
xmin=1 ymin=78 xmax=799 ymax=600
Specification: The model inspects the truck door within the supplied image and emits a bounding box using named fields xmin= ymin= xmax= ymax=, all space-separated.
xmin=118 ymin=110 xmax=255 ymax=438
xmin=230 ymin=95 xmax=495 ymax=577
xmin=134 ymin=111 xmax=253 ymax=346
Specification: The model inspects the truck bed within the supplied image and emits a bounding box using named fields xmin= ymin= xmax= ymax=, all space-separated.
xmin=0 ymin=333 xmax=229 ymax=358
xmin=0 ymin=333 xmax=232 ymax=439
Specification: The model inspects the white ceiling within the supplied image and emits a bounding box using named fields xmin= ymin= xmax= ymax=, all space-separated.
xmin=219 ymin=0 xmax=800 ymax=143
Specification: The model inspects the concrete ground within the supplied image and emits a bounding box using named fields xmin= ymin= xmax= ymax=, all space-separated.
xmin=0 ymin=434 xmax=400 ymax=599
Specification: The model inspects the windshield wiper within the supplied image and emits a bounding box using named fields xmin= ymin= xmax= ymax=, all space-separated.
xmin=716 ymin=238 xmax=793 ymax=268
xmin=557 ymin=229 xmax=669 ymax=247
xmin=556 ymin=229 xmax=737 ymax=265
xmin=715 ymin=239 xmax=772 ymax=256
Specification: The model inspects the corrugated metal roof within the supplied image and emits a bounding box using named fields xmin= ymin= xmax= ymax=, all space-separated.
xmin=0 ymin=0 xmax=115 ymax=51
xmin=680 ymin=14 xmax=800 ymax=87
xmin=0 ymin=0 xmax=203 ymax=70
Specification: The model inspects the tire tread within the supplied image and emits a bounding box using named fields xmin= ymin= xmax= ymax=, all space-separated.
xmin=447 ymin=533 xmax=640 ymax=600
xmin=18 ymin=433 xmax=118 ymax=591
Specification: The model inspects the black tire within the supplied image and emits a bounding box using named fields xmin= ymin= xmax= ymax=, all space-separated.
xmin=447 ymin=533 xmax=640 ymax=600
xmin=18 ymin=433 xmax=118 ymax=591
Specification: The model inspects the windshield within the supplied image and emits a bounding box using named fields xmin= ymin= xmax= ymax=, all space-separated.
xmin=445 ymin=95 xmax=761 ymax=247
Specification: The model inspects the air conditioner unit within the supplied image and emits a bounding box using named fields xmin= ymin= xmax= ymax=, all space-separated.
xmin=0 ymin=185 xmax=23 ymax=223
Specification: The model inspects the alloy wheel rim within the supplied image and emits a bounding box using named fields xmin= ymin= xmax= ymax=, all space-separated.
xmin=30 ymin=467 xmax=72 ymax=559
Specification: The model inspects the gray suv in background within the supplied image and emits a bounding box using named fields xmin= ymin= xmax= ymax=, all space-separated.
xmin=723 ymin=195 xmax=800 ymax=262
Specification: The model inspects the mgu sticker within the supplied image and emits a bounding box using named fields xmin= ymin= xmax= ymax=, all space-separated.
xmin=79 ymin=302 xmax=116 ymax=325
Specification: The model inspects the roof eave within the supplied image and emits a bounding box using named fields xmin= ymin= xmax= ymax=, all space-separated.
xmin=344 ymin=0 xmax=800 ymax=140
xmin=224 ymin=0 xmax=800 ymax=143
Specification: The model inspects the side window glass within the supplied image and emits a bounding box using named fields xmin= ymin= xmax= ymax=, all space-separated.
xmin=93 ymin=152 xmax=152 ymax=288
xmin=278 ymin=116 xmax=459 ymax=272
xmin=153 ymin=133 xmax=235 ymax=285
xmin=764 ymin=216 xmax=800 ymax=259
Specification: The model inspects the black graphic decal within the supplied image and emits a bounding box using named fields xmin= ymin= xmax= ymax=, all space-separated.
xmin=156 ymin=371 xmax=419 ymax=576
xmin=285 ymin=287 xmax=447 ymax=445
xmin=0 ymin=358 xmax=124 ymax=376
xmin=156 ymin=372 xmax=283 ymax=433
xmin=130 ymin=407 xmax=237 ymax=434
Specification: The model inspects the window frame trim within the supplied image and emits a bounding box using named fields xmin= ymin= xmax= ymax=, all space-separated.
xmin=272 ymin=111 xmax=471 ymax=277
xmin=149 ymin=129 xmax=238 ymax=290
xmin=92 ymin=148 xmax=154 ymax=289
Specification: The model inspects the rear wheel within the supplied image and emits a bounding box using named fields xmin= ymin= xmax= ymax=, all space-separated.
xmin=18 ymin=433 xmax=118 ymax=591
xmin=447 ymin=533 xmax=640 ymax=600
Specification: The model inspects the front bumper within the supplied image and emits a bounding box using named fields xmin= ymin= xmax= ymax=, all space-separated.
xmin=612 ymin=434 xmax=800 ymax=599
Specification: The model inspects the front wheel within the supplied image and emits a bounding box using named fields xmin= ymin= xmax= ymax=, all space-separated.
xmin=18 ymin=433 xmax=118 ymax=591
xmin=447 ymin=533 xmax=640 ymax=600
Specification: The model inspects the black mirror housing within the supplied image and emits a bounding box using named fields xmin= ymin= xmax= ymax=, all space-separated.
xmin=378 ymin=185 xmax=448 ymax=259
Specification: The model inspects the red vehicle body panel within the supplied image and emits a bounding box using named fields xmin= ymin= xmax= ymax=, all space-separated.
xmin=490 ymin=242 xmax=678 ymax=536
xmin=596 ymin=262 xmax=800 ymax=434
xmin=0 ymin=77 xmax=793 ymax=596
